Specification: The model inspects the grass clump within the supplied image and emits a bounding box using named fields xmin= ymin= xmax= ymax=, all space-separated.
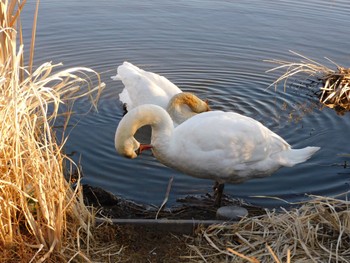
xmin=267 ymin=50 xmax=350 ymax=114
xmin=184 ymin=195 xmax=350 ymax=262
xmin=0 ymin=0 xmax=104 ymax=261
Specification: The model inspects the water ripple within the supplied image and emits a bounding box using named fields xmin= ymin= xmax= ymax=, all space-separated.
xmin=23 ymin=0 xmax=350 ymax=207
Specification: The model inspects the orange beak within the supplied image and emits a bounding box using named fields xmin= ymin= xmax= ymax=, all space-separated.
xmin=136 ymin=144 xmax=153 ymax=155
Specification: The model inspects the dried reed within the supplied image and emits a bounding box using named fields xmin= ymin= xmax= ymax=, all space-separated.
xmin=184 ymin=195 xmax=350 ymax=262
xmin=1 ymin=0 xmax=104 ymax=261
xmin=266 ymin=50 xmax=350 ymax=114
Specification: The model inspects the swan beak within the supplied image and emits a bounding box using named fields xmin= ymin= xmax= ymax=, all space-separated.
xmin=204 ymin=99 xmax=211 ymax=111
xmin=136 ymin=144 xmax=153 ymax=155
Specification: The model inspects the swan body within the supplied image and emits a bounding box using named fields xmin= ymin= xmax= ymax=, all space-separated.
xmin=115 ymin=104 xmax=320 ymax=186
xmin=111 ymin=61 xmax=209 ymax=125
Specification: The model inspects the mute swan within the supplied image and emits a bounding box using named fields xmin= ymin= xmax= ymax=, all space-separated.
xmin=111 ymin=61 xmax=210 ymax=125
xmin=115 ymin=104 xmax=320 ymax=206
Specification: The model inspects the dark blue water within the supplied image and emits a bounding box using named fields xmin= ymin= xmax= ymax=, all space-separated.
xmin=21 ymin=0 xmax=350 ymax=208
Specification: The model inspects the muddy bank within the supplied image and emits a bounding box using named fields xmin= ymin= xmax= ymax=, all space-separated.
xmin=82 ymin=184 xmax=264 ymax=221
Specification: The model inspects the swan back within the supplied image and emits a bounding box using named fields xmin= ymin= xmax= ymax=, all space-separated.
xmin=151 ymin=111 xmax=320 ymax=183
xmin=112 ymin=62 xmax=182 ymax=110
xmin=112 ymin=62 xmax=210 ymax=125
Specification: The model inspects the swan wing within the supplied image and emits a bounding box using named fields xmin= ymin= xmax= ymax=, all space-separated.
xmin=161 ymin=111 xmax=291 ymax=182
xmin=114 ymin=62 xmax=182 ymax=110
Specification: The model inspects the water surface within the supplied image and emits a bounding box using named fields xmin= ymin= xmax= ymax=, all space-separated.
xmin=21 ymin=0 xmax=350 ymax=208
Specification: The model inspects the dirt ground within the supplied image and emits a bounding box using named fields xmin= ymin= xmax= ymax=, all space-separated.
xmin=82 ymin=184 xmax=263 ymax=220
xmin=82 ymin=184 xmax=264 ymax=262
xmin=90 ymin=223 xmax=190 ymax=263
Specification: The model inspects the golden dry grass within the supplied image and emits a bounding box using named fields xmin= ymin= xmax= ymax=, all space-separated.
xmin=0 ymin=0 xmax=105 ymax=261
xmin=184 ymin=195 xmax=350 ymax=263
xmin=266 ymin=50 xmax=350 ymax=114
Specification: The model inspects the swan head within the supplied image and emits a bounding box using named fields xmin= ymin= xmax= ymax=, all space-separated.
xmin=174 ymin=92 xmax=210 ymax=112
xmin=115 ymin=107 xmax=143 ymax=159
xmin=115 ymin=135 xmax=153 ymax=158
xmin=115 ymin=134 xmax=140 ymax=159
xmin=167 ymin=92 xmax=210 ymax=125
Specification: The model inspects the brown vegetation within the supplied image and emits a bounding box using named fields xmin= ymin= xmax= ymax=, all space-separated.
xmin=0 ymin=0 xmax=103 ymax=261
xmin=185 ymin=195 xmax=350 ymax=262
xmin=267 ymin=50 xmax=350 ymax=114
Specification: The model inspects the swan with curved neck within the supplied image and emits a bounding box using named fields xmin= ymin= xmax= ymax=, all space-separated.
xmin=111 ymin=61 xmax=210 ymax=125
xmin=166 ymin=92 xmax=210 ymax=125
xmin=115 ymin=104 xmax=320 ymax=206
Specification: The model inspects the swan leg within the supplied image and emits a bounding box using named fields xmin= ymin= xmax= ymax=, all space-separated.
xmin=213 ymin=181 xmax=225 ymax=207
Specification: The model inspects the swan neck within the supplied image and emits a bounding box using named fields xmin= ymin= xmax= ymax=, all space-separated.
xmin=127 ymin=105 xmax=173 ymax=142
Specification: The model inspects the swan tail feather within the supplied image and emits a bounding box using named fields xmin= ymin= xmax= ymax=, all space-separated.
xmin=274 ymin=146 xmax=320 ymax=167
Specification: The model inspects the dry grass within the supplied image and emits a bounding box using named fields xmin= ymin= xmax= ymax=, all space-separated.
xmin=0 ymin=0 xmax=105 ymax=261
xmin=184 ymin=195 xmax=350 ymax=262
xmin=266 ymin=50 xmax=350 ymax=114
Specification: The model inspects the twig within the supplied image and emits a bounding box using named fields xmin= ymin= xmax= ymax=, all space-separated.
xmin=266 ymin=244 xmax=280 ymax=263
xmin=226 ymin=247 xmax=259 ymax=263
xmin=155 ymin=176 xmax=173 ymax=219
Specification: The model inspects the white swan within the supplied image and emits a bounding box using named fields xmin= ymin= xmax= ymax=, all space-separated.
xmin=111 ymin=61 xmax=210 ymax=125
xmin=115 ymin=104 xmax=320 ymax=206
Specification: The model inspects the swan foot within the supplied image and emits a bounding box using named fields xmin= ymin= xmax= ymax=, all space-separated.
xmin=213 ymin=181 xmax=225 ymax=207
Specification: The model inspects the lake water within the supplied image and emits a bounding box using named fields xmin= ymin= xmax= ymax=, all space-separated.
xmin=21 ymin=0 xmax=350 ymax=208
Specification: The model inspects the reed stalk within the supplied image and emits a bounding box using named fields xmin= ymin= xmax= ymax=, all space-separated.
xmin=266 ymin=50 xmax=350 ymax=114
xmin=0 ymin=0 xmax=104 ymax=261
